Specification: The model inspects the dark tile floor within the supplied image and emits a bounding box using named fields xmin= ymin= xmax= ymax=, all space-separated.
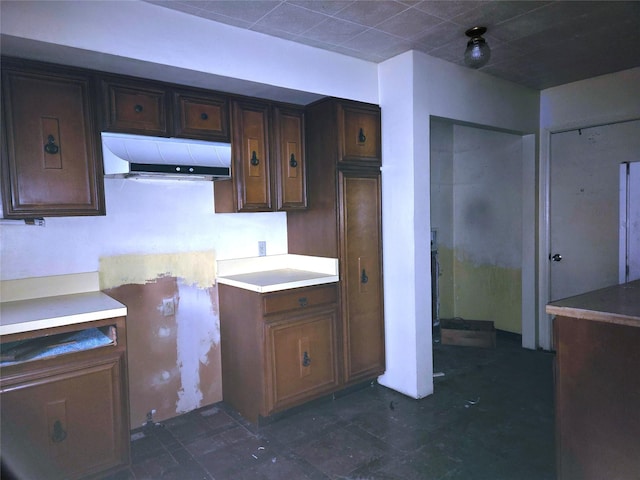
xmin=107 ymin=332 xmax=555 ymax=480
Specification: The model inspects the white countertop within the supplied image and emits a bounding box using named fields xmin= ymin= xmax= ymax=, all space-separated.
xmin=216 ymin=254 xmax=339 ymax=293
xmin=0 ymin=291 xmax=127 ymax=336
xmin=1 ymin=273 xmax=127 ymax=336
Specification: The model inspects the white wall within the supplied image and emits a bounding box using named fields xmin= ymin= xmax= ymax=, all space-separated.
xmin=378 ymin=51 xmax=538 ymax=399
xmin=537 ymin=67 xmax=640 ymax=350
xmin=0 ymin=179 xmax=287 ymax=280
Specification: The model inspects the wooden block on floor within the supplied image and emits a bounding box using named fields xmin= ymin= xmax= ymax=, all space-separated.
xmin=440 ymin=318 xmax=496 ymax=348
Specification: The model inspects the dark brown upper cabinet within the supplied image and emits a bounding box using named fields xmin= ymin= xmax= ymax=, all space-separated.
xmin=173 ymin=90 xmax=230 ymax=142
xmin=101 ymin=77 xmax=169 ymax=136
xmin=101 ymin=78 xmax=230 ymax=143
xmin=214 ymin=100 xmax=307 ymax=213
xmin=273 ymin=106 xmax=307 ymax=211
xmin=337 ymin=102 xmax=381 ymax=166
xmin=1 ymin=59 xmax=105 ymax=218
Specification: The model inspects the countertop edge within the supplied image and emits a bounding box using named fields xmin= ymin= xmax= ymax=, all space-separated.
xmin=0 ymin=307 xmax=128 ymax=336
xmin=1 ymin=291 xmax=128 ymax=336
xmin=217 ymin=275 xmax=339 ymax=293
xmin=545 ymin=305 xmax=640 ymax=328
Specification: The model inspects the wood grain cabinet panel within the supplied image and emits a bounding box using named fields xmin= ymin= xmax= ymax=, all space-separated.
xmin=339 ymin=170 xmax=385 ymax=382
xmin=267 ymin=309 xmax=338 ymax=411
xmin=1 ymin=61 xmax=105 ymax=218
xmin=1 ymin=359 xmax=126 ymax=479
xmin=173 ymin=91 xmax=229 ymax=141
xmin=225 ymin=99 xmax=272 ymax=212
xmin=273 ymin=106 xmax=307 ymax=211
xmin=102 ymin=78 xmax=168 ymax=136
xmin=338 ymin=103 xmax=381 ymax=166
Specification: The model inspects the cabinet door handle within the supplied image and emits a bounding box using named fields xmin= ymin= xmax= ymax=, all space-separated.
xmin=302 ymin=351 xmax=311 ymax=367
xmin=358 ymin=128 xmax=367 ymax=143
xmin=361 ymin=269 xmax=369 ymax=284
xmin=289 ymin=153 xmax=298 ymax=168
xmin=51 ymin=420 xmax=67 ymax=443
xmin=298 ymin=297 xmax=308 ymax=307
xmin=201 ymin=112 xmax=208 ymax=120
xmin=250 ymin=151 xmax=260 ymax=166
xmin=44 ymin=135 xmax=59 ymax=155
xmin=134 ymin=104 xmax=143 ymax=113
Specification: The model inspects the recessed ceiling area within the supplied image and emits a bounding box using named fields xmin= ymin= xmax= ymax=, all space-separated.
xmin=145 ymin=0 xmax=640 ymax=90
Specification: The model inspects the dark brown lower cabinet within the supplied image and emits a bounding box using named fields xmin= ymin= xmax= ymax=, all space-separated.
xmin=0 ymin=318 xmax=130 ymax=480
xmin=219 ymin=283 xmax=339 ymax=424
xmin=554 ymin=315 xmax=640 ymax=480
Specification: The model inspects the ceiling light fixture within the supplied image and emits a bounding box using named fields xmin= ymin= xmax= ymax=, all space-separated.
xmin=464 ymin=26 xmax=491 ymax=68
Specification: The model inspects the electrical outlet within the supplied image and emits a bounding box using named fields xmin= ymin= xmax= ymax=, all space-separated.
xmin=258 ymin=241 xmax=267 ymax=257
xmin=162 ymin=298 xmax=175 ymax=316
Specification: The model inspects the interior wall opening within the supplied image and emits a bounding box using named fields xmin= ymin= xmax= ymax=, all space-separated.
xmin=430 ymin=117 xmax=526 ymax=341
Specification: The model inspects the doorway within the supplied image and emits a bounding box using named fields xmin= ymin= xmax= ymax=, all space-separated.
xmin=541 ymin=119 xmax=640 ymax=349
xmin=548 ymin=120 xmax=640 ymax=302
xmin=430 ymin=118 xmax=530 ymax=337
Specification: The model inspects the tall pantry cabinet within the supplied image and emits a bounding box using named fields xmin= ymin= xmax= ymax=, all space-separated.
xmin=287 ymin=98 xmax=384 ymax=386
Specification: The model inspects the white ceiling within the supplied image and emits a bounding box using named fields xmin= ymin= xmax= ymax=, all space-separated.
xmin=145 ymin=0 xmax=640 ymax=90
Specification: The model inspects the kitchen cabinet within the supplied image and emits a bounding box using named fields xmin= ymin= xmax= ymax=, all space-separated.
xmin=337 ymin=102 xmax=381 ymax=166
xmin=219 ymin=283 xmax=339 ymax=424
xmin=547 ymin=281 xmax=640 ymax=480
xmin=338 ymin=169 xmax=384 ymax=382
xmin=101 ymin=76 xmax=169 ymax=136
xmin=173 ymin=90 xmax=230 ymax=142
xmin=214 ymin=100 xmax=307 ymax=213
xmin=288 ymin=98 xmax=385 ymax=386
xmin=0 ymin=316 xmax=130 ymax=480
xmin=273 ymin=105 xmax=307 ymax=210
xmin=225 ymin=99 xmax=271 ymax=212
xmin=0 ymin=58 xmax=105 ymax=218
xmin=101 ymin=77 xmax=230 ymax=142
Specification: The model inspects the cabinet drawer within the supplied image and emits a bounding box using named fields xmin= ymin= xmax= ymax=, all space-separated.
xmin=174 ymin=91 xmax=229 ymax=141
xmin=103 ymin=80 xmax=168 ymax=135
xmin=267 ymin=310 xmax=338 ymax=411
xmin=263 ymin=284 xmax=337 ymax=316
xmin=338 ymin=103 xmax=381 ymax=165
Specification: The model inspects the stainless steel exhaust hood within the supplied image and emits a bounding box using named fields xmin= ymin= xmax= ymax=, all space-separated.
xmin=102 ymin=132 xmax=231 ymax=180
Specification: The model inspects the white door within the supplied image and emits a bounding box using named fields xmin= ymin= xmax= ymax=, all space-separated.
xmin=549 ymin=121 xmax=640 ymax=302
xmin=620 ymin=161 xmax=640 ymax=282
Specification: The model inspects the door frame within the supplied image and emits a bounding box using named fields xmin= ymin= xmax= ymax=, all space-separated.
xmin=538 ymin=116 xmax=640 ymax=351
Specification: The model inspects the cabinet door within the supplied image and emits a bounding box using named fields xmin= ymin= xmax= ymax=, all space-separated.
xmin=102 ymin=79 xmax=168 ymax=135
xmin=339 ymin=170 xmax=385 ymax=383
xmin=267 ymin=309 xmax=338 ymax=412
xmin=273 ymin=106 xmax=307 ymax=210
xmin=0 ymin=357 xmax=129 ymax=480
xmin=1 ymin=66 xmax=105 ymax=218
xmin=231 ymin=100 xmax=271 ymax=212
xmin=173 ymin=91 xmax=229 ymax=141
xmin=338 ymin=103 xmax=381 ymax=166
